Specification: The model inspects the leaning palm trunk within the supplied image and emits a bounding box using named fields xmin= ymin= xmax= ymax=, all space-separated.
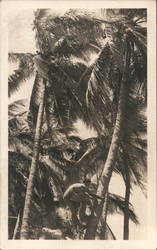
xmin=123 ymin=163 xmax=130 ymax=240
xmin=13 ymin=211 xmax=22 ymax=239
xmin=20 ymin=78 xmax=45 ymax=239
xmin=84 ymin=47 xmax=130 ymax=239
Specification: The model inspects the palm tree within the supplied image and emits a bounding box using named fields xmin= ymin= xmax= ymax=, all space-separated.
xmin=8 ymin=8 xmax=147 ymax=239
xmin=8 ymin=10 xmax=106 ymax=238
xmin=84 ymin=9 xmax=147 ymax=239
xmin=20 ymin=76 xmax=46 ymax=238
xmin=8 ymin=99 xmax=82 ymax=238
xmin=9 ymin=99 xmax=140 ymax=239
xmin=74 ymin=123 xmax=146 ymax=240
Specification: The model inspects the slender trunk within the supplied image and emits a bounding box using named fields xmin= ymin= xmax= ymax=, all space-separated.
xmin=84 ymin=48 xmax=130 ymax=239
xmin=20 ymin=78 xmax=45 ymax=239
xmin=99 ymin=192 xmax=108 ymax=239
xmin=123 ymin=163 xmax=130 ymax=240
xmin=13 ymin=211 xmax=22 ymax=239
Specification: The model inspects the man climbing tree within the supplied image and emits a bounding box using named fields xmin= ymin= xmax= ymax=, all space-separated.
xmin=63 ymin=179 xmax=103 ymax=228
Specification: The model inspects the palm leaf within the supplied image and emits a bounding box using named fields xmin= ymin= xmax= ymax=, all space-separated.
xmin=9 ymin=99 xmax=28 ymax=117
xmin=9 ymin=134 xmax=33 ymax=159
xmin=126 ymin=29 xmax=147 ymax=57
xmin=34 ymin=9 xmax=104 ymax=56
xmin=127 ymin=148 xmax=147 ymax=192
xmin=8 ymin=53 xmax=35 ymax=96
xmin=8 ymin=151 xmax=64 ymax=223
xmin=86 ymin=8 xmax=147 ymax=136
xmin=29 ymin=54 xmax=88 ymax=131
xmin=72 ymin=136 xmax=110 ymax=181
xmin=86 ymin=44 xmax=116 ymax=134
xmin=9 ymin=99 xmax=30 ymax=136
xmin=118 ymin=148 xmax=147 ymax=197
xmin=108 ymin=193 xmax=139 ymax=224
xmin=8 ymin=53 xmax=31 ymax=63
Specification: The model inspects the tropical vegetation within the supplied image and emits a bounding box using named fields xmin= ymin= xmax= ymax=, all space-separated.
xmin=8 ymin=8 xmax=147 ymax=240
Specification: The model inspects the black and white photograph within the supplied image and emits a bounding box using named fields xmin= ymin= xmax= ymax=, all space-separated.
xmin=0 ymin=0 xmax=156 ymax=249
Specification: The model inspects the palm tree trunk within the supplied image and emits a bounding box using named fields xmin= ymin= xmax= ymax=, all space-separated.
xmin=99 ymin=192 xmax=108 ymax=239
xmin=13 ymin=211 xmax=22 ymax=239
xmin=123 ymin=163 xmax=130 ymax=240
xmin=20 ymin=78 xmax=45 ymax=239
xmin=84 ymin=48 xmax=130 ymax=239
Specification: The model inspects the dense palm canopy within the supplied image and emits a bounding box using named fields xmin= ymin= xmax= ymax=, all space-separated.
xmin=8 ymin=99 xmax=139 ymax=239
xmin=83 ymin=8 xmax=147 ymax=239
xmin=8 ymin=8 xmax=147 ymax=240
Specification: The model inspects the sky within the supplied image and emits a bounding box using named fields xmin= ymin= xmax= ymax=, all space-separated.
xmin=8 ymin=8 xmax=147 ymax=240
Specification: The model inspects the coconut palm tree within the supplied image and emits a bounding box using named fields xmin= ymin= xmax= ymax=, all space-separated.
xmin=9 ymin=99 xmax=140 ymax=239
xmin=20 ymin=76 xmax=46 ymax=238
xmin=8 ymin=99 xmax=82 ymax=238
xmin=32 ymin=11 xmax=145 ymax=240
xmin=8 ymin=10 xmax=106 ymax=238
xmin=8 ymin=8 xmax=147 ymax=239
xmin=84 ymin=9 xmax=147 ymax=239
xmin=74 ymin=128 xmax=146 ymax=239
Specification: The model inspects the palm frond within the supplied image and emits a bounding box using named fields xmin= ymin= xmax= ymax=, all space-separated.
xmin=40 ymin=156 xmax=64 ymax=181
xmin=108 ymin=193 xmax=139 ymax=224
xmin=134 ymin=26 xmax=147 ymax=36
xmin=36 ymin=160 xmax=64 ymax=202
xmin=123 ymin=97 xmax=147 ymax=138
xmin=9 ymin=134 xmax=33 ymax=159
xmin=54 ymin=56 xmax=87 ymax=83
xmin=8 ymin=151 xmax=64 ymax=221
xmin=119 ymin=148 xmax=147 ymax=197
xmin=34 ymin=9 xmax=104 ymax=55
xmin=48 ymin=56 xmax=89 ymax=126
xmin=29 ymin=54 xmax=88 ymax=130
xmin=9 ymin=99 xmax=28 ymax=119
xmin=8 ymin=53 xmax=31 ymax=63
xmin=44 ymin=85 xmax=60 ymax=137
xmin=105 ymin=9 xmax=146 ymax=24
xmin=9 ymin=151 xmax=31 ymax=176
xmin=85 ymin=8 xmax=147 ymax=136
xmin=130 ymin=136 xmax=147 ymax=151
xmin=74 ymin=135 xmax=109 ymax=180
xmin=127 ymin=29 xmax=147 ymax=57
xmin=8 ymin=53 xmax=35 ymax=97
xmin=86 ymin=43 xmax=116 ymax=134
xmin=8 ymin=100 xmax=34 ymax=161
xmin=115 ymin=143 xmax=147 ymax=197
xmin=127 ymin=147 xmax=147 ymax=185
xmin=47 ymin=149 xmax=75 ymax=172
xmin=46 ymin=86 xmax=71 ymax=130
xmin=9 ymin=99 xmax=30 ymax=136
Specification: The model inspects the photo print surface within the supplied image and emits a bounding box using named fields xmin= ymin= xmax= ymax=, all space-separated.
xmin=8 ymin=7 xmax=148 ymax=241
